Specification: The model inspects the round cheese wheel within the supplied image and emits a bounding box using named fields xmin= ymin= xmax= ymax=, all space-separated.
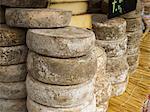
xmin=6 ymin=8 xmax=71 ymax=28
xmin=96 ymin=36 xmax=127 ymax=58
xmin=27 ymin=97 xmax=96 ymax=112
xmin=0 ymin=24 xmax=26 ymax=47
xmin=106 ymin=56 xmax=129 ymax=84
xmin=0 ymin=45 xmax=28 ymax=66
xmin=0 ymin=99 xmax=27 ymax=112
xmin=1 ymin=0 xmax=47 ymax=8
xmin=0 ymin=7 xmax=5 ymax=24
xmin=0 ymin=81 xmax=26 ymax=99
xmin=26 ymin=27 xmax=95 ymax=58
xmin=0 ymin=64 xmax=27 ymax=82
xmin=96 ymin=101 xmax=109 ymax=112
xmin=92 ymin=14 xmax=126 ymax=40
xmin=27 ymin=51 xmax=97 ymax=85
xmin=26 ymin=75 xmax=94 ymax=108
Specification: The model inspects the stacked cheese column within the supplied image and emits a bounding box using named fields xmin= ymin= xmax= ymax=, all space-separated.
xmin=0 ymin=6 xmax=28 ymax=112
xmin=121 ymin=0 xmax=143 ymax=74
xmin=47 ymin=0 xmax=92 ymax=29
xmin=5 ymin=7 xmax=97 ymax=112
xmin=92 ymin=14 xmax=129 ymax=98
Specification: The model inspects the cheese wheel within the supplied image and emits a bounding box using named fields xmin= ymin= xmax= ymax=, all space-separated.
xmin=111 ymin=78 xmax=129 ymax=97
xmin=0 ymin=99 xmax=27 ymax=112
xmin=6 ymin=8 xmax=71 ymax=28
xmin=0 ymin=24 xmax=26 ymax=47
xmin=96 ymin=101 xmax=109 ymax=112
xmin=96 ymin=36 xmax=127 ymax=58
xmin=92 ymin=14 xmax=126 ymax=40
xmin=49 ymin=0 xmax=88 ymax=3
xmin=126 ymin=17 xmax=142 ymax=32
xmin=0 ymin=81 xmax=26 ymax=99
xmin=0 ymin=45 xmax=28 ymax=66
xmin=0 ymin=64 xmax=27 ymax=83
xmin=27 ymin=51 xmax=97 ymax=85
xmin=26 ymin=75 xmax=94 ymax=108
xmin=27 ymin=27 xmax=95 ymax=58
xmin=70 ymin=14 xmax=92 ymax=29
xmin=106 ymin=56 xmax=129 ymax=84
xmin=27 ymin=97 xmax=96 ymax=112
xmin=1 ymin=0 xmax=47 ymax=8
xmin=48 ymin=2 xmax=88 ymax=15
xmin=0 ymin=7 xmax=5 ymax=24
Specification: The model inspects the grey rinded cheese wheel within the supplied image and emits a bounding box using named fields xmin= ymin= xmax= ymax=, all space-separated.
xmin=0 ymin=81 xmax=26 ymax=99
xmin=26 ymin=75 xmax=94 ymax=108
xmin=6 ymin=8 xmax=72 ymax=28
xmin=1 ymin=0 xmax=47 ymax=8
xmin=0 ymin=99 xmax=27 ymax=112
xmin=96 ymin=36 xmax=127 ymax=58
xmin=27 ymin=51 xmax=97 ymax=85
xmin=0 ymin=24 xmax=26 ymax=47
xmin=0 ymin=45 xmax=28 ymax=66
xmin=92 ymin=14 xmax=126 ymax=40
xmin=96 ymin=101 xmax=109 ymax=112
xmin=0 ymin=64 xmax=27 ymax=83
xmin=0 ymin=7 xmax=5 ymax=24
xmin=27 ymin=27 xmax=95 ymax=58
xmin=27 ymin=97 xmax=96 ymax=112
xmin=106 ymin=56 xmax=129 ymax=85
xmin=111 ymin=77 xmax=129 ymax=97
xmin=126 ymin=17 xmax=142 ymax=32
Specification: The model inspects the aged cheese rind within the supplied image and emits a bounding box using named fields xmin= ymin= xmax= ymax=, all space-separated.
xmin=0 ymin=45 xmax=28 ymax=66
xmin=126 ymin=17 xmax=142 ymax=32
xmin=0 ymin=64 xmax=27 ymax=82
xmin=48 ymin=2 xmax=88 ymax=15
xmin=111 ymin=78 xmax=129 ymax=97
xmin=27 ymin=51 xmax=97 ymax=85
xmin=127 ymin=46 xmax=139 ymax=55
xmin=70 ymin=14 xmax=92 ymax=29
xmin=1 ymin=0 xmax=47 ymax=8
xmin=127 ymin=52 xmax=139 ymax=66
xmin=49 ymin=0 xmax=88 ymax=3
xmin=0 ymin=24 xmax=26 ymax=47
xmin=0 ymin=99 xmax=27 ymax=112
xmin=26 ymin=75 xmax=94 ymax=108
xmin=92 ymin=14 xmax=126 ymax=40
xmin=27 ymin=27 xmax=95 ymax=58
xmin=106 ymin=56 xmax=129 ymax=84
xmin=6 ymin=8 xmax=71 ymax=28
xmin=27 ymin=97 xmax=96 ymax=112
xmin=96 ymin=101 xmax=109 ymax=112
xmin=96 ymin=36 xmax=127 ymax=58
xmin=0 ymin=7 xmax=5 ymax=24
xmin=0 ymin=81 xmax=26 ymax=99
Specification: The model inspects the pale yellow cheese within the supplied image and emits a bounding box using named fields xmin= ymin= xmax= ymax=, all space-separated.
xmin=48 ymin=2 xmax=88 ymax=15
xmin=49 ymin=0 xmax=88 ymax=3
xmin=70 ymin=14 xmax=92 ymax=29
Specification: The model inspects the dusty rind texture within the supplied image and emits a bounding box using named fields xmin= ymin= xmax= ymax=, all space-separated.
xmin=92 ymin=14 xmax=126 ymax=40
xmin=6 ymin=8 xmax=72 ymax=28
xmin=96 ymin=36 xmax=127 ymax=58
xmin=26 ymin=75 xmax=94 ymax=108
xmin=106 ymin=56 xmax=129 ymax=84
xmin=0 ymin=64 xmax=27 ymax=83
xmin=0 ymin=7 xmax=5 ymax=24
xmin=127 ymin=52 xmax=139 ymax=67
xmin=96 ymin=101 xmax=109 ymax=112
xmin=0 ymin=45 xmax=28 ymax=66
xmin=127 ymin=46 xmax=139 ymax=55
xmin=1 ymin=0 xmax=47 ymax=8
xmin=27 ymin=51 xmax=97 ymax=85
xmin=27 ymin=27 xmax=95 ymax=58
xmin=0 ymin=24 xmax=26 ymax=47
xmin=126 ymin=18 xmax=142 ymax=32
xmin=111 ymin=78 xmax=129 ymax=97
xmin=0 ymin=99 xmax=27 ymax=112
xmin=0 ymin=81 xmax=26 ymax=99
xmin=27 ymin=97 xmax=96 ymax=112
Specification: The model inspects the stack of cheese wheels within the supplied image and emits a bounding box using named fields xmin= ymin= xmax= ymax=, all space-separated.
xmin=47 ymin=0 xmax=92 ymax=29
xmin=92 ymin=14 xmax=129 ymax=101
xmin=121 ymin=0 xmax=143 ymax=74
xmin=5 ymin=7 xmax=97 ymax=111
xmin=0 ymin=5 xmax=31 ymax=112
